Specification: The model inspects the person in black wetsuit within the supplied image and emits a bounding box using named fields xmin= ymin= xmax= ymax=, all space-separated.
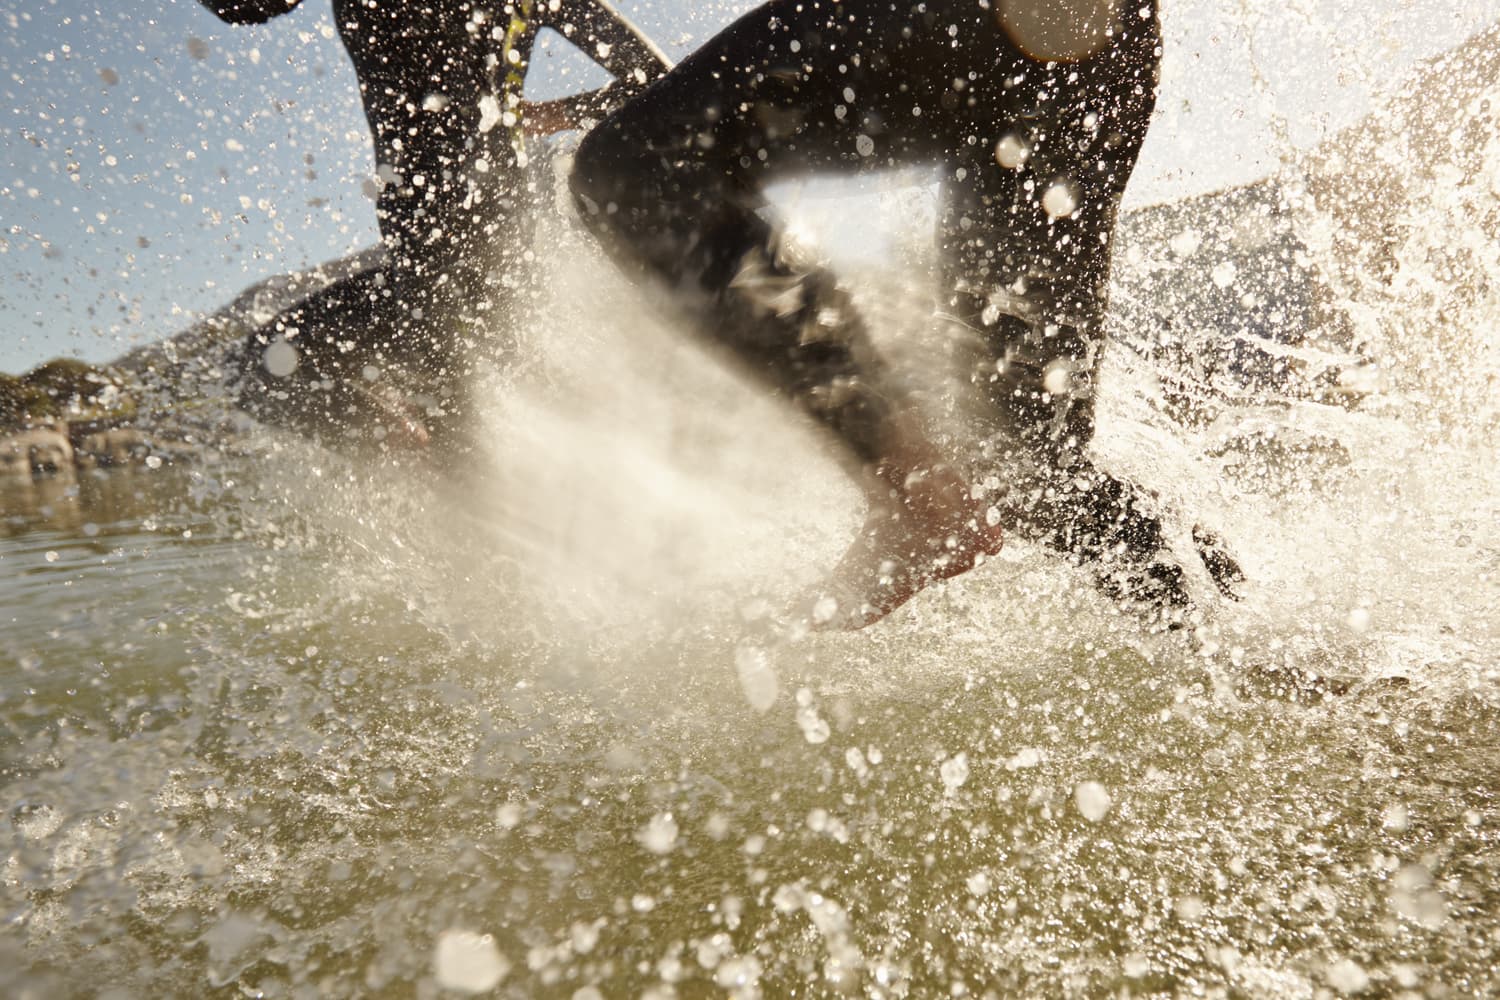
xmin=570 ymin=0 xmax=1242 ymax=627
xmin=199 ymin=0 xmax=668 ymax=458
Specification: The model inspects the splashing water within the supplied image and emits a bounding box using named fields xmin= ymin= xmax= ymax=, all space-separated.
xmin=3 ymin=6 xmax=1500 ymax=1000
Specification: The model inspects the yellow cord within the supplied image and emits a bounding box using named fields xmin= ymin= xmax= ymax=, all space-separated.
xmin=498 ymin=0 xmax=535 ymax=156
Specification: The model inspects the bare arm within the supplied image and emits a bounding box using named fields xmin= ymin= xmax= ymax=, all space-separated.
xmin=518 ymin=86 xmax=617 ymax=136
xmin=547 ymin=0 xmax=672 ymax=103
xmin=195 ymin=0 xmax=304 ymax=26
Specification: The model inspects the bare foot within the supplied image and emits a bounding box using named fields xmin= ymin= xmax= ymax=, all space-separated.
xmin=360 ymin=383 xmax=432 ymax=453
xmin=806 ymin=463 xmax=1003 ymax=630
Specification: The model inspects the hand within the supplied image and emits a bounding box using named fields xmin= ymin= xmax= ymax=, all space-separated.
xmin=518 ymin=86 xmax=616 ymax=137
xmin=517 ymin=99 xmax=576 ymax=137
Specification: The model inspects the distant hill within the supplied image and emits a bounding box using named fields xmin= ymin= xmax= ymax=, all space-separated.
xmin=1110 ymin=177 xmax=1361 ymax=424
xmin=110 ymin=244 xmax=386 ymax=404
xmin=88 ymin=181 xmax=1350 ymax=437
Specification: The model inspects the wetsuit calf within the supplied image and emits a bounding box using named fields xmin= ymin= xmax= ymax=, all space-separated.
xmin=200 ymin=0 xmax=666 ymax=458
xmin=570 ymin=0 xmax=1239 ymax=618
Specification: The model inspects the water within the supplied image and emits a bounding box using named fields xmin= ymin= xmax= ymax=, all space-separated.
xmin=6 ymin=21 xmax=1500 ymax=1000
xmin=4 ymin=453 xmax=1497 ymax=997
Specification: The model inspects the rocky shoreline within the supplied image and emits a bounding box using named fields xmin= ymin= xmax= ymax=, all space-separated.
xmin=1 ymin=420 xmax=214 ymax=480
xmin=1 ymin=245 xmax=387 ymax=495
xmin=0 ymin=354 xmax=247 ymax=486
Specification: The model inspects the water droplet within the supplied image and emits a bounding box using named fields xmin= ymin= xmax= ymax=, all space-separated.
xmin=433 ymin=930 xmax=510 ymax=994
xmin=1042 ymin=179 xmax=1080 ymax=219
xmin=1006 ymin=747 xmax=1043 ymax=770
xmin=495 ymin=802 xmax=523 ymax=830
xmin=1074 ymin=780 xmax=1112 ymax=822
xmin=734 ymin=646 xmax=778 ymax=713
xmin=637 ymin=813 xmax=679 ymax=855
xmin=940 ymin=753 xmax=970 ymax=791
xmin=1042 ymin=363 xmax=1071 ymax=397
xmin=994 ymin=132 xmax=1030 ymax=169
xmin=262 ymin=340 xmax=299 ymax=378
xmin=1325 ymin=957 xmax=1370 ymax=995
xmin=811 ymin=595 xmax=839 ymax=624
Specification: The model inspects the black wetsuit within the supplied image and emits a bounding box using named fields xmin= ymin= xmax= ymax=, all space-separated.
xmin=200 ymin=0 xmax=665 ymax=455
xmin=569 ymin=0 xmax=1232 ymax=612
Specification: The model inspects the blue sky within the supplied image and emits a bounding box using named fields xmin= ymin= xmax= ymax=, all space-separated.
xmin=2 ymin=0 xmax=1495 ymax=370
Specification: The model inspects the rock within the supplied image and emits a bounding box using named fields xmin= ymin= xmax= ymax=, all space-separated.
xmin=0 ymin=425 xmax=76 ymax=480
xmin=76 ymin=427 xmax=151 ymax=470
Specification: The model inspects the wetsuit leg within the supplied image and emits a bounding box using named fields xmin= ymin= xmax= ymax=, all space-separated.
xmin=571 ymin=1 xmax=1211 ymax=614
xmin=932 ymin=4 xmax=1191 ymax=609
xmin=236 ymin=263 xmax=420 ymax=453
xmin=238 ymin=3 xmax=532 ymax=459
xmin=571 ymin=0 xmax=978 ymax=467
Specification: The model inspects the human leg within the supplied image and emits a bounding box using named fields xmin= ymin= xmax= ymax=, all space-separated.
xmin=570 ymin=1 xmax=1007 ymax=623
xmin=936 ymin=2 xmax=1240 ymax=616
xmin=237 ymin=10 xmax=530 ymax=463
xmin=234 ymin=264 xmax=434 ymax=455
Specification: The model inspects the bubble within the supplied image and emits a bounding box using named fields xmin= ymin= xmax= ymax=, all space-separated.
xmin=855 ymin=134 xmax=876 ymax=157
xmin=1347 ymin=607 xmax=1371 ymax=633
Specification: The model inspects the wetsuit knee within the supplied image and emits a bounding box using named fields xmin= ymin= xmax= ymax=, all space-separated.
xmin=569 ymin=124 xmax=637 ymax=230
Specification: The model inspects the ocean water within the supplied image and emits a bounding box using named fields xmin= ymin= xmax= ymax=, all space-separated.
xmin=6 ymin=26 xmax=1500 ymax=1000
